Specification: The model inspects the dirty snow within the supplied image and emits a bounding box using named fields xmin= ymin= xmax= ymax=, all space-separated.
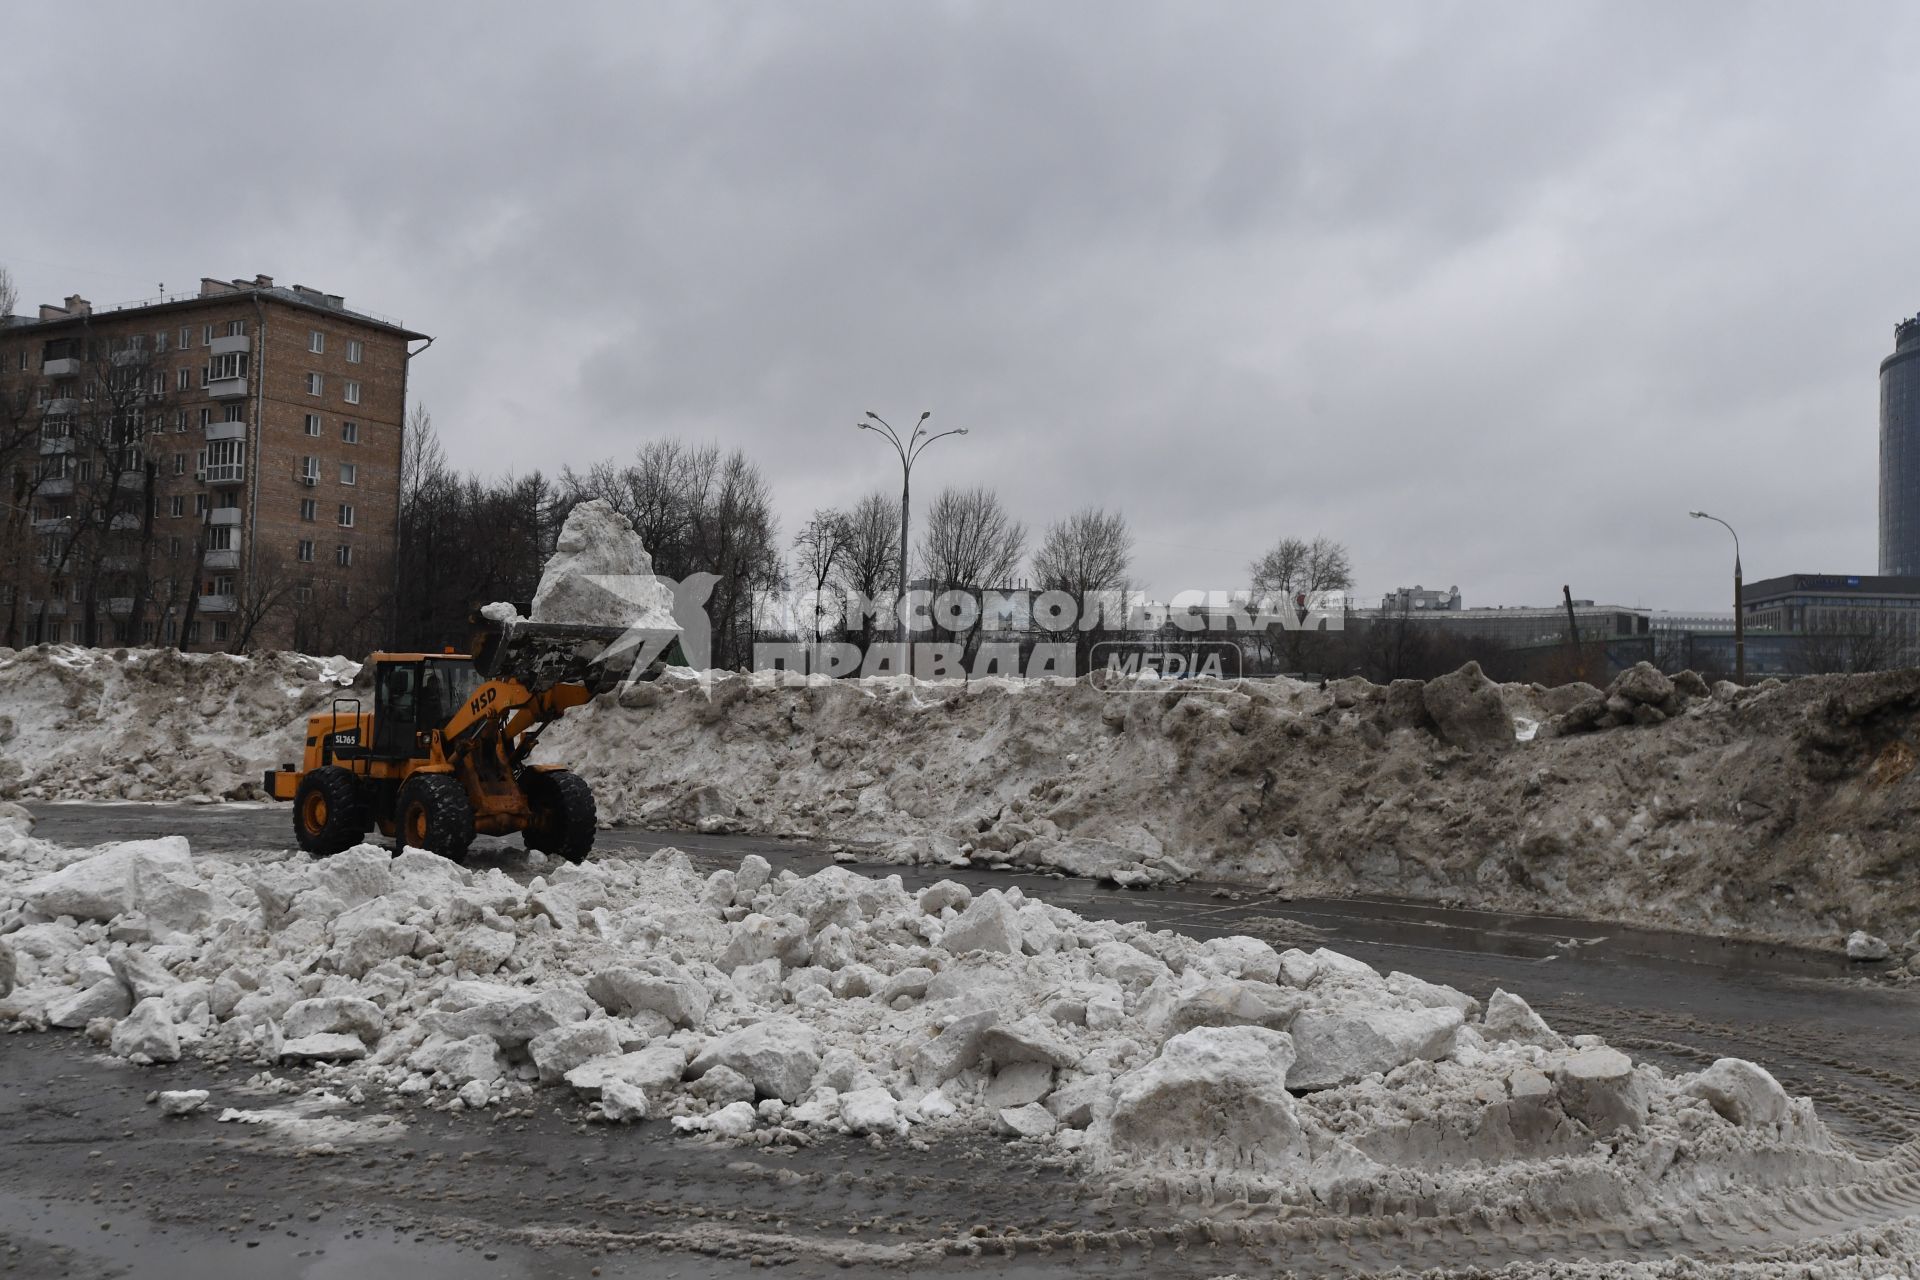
xmin=0 ymin=817 xmax=1895 ymax=1250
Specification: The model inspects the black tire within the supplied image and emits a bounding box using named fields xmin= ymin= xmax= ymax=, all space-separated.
xmin=396 ymin=773 xmax=475 ymax=862
xmin=293 ymin=766 xmax=367 ymax=857
xmin=522 ymin=769 xmax=596 ymax=863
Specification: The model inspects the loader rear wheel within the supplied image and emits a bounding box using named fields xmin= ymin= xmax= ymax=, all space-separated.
xmin=396 ymin=774 xmax=475 ymax=862
xmin=294 ymin=766 xmax=366 ymax=857
xmin=523 ymin=769 xmax=596 ymax=863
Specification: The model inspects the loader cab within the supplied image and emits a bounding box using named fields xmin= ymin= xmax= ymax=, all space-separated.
xmin=368 ymin=654 xmax=483 ymax=757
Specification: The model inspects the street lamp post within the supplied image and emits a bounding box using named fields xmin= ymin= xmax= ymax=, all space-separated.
xmin=855 ymin=410 xmax=967 ymax=648
xmin=1689 ymin=510 xmax=1744 ymax=683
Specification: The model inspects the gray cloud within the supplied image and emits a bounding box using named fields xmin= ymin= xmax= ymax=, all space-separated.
xmin=6 ymin=1 xmax=1915 ymax=610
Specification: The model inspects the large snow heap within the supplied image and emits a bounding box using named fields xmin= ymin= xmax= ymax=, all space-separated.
xmin=0 ymin=810 xmax=1867 ymax=1221
xmin=526 ymin=499 xmax=677 ymax=632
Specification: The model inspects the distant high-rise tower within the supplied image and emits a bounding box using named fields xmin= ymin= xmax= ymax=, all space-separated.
xmin=1881 ymin=316 xmax=1920 ymax=575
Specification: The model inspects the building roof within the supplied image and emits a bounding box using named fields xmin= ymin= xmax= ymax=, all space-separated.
xmin=1743 ymin=572 xmax=1920 ymax=601
xmin=2 ymin=277 xmax=427 ymax=342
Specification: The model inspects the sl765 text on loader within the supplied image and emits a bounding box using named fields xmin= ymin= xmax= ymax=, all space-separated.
xmin=265 ymin=610 xmax=675 ymax=863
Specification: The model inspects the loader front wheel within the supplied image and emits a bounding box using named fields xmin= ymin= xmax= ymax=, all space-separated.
xmin=523 ymin=769 xmax=596 ymax=863
xmin=396 ymin=774 xmax=475 ymax=862
xmin=294 ymin=766 xmax=366 ymax=857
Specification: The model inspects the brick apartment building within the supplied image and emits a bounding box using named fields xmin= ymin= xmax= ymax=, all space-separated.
xmin=0 ymin=275 xmax=426 ymax=652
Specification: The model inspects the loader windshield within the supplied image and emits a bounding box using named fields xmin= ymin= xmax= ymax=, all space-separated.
xmin=423 ymin=658 xmax=484 ymax=724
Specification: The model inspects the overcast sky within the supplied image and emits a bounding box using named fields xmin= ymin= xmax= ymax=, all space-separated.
xmin=6 ymin=2 xmax=1915 ymax=609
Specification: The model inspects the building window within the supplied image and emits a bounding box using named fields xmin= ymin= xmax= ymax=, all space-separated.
xmin=294 ymin=583 xmax=314 ymax=605
xmin=176 ymin=410 xmax=188 ymax=433
xmin=343 ymin=380 xmax=361 ymax=405
xmin=226 ymin=319 xmax=246 ymax=337
xmin=297 ymin=539 xmax=315 ymax=563
xmin=299 ymin=456 xmax=319 ymax=485
xmin=336 ymin=544 xmax=353 ymax=567
xmin=172 ymin=453 xmax=185 ymax=476
xmin=213 ymin=621 xmax=230 ymax=643
xmin=307 ymin=372 xmax=323 ymax=396
xmin=200 ymin=408 xmax=213 ymax=427
xmin=207 ymin=525 xmax=236 ymax=552
xmin=179 ymin=326 xmax=192 ymax=350
xmin=177 ymin=368 xmax=190 ymax=392
xmin=155 ymin=333 xmax=169 ymax=354
xmin=224 ymin=404 xmax=244 ymax=423
xmin=340 ymin=462 xmax=356 ymax=486
xmin=341 ymin=421 xmax=358 ymax=444
xmin=304 ymin=414 xmax=322 ymax=436
xmin=338 ymin=503 xmax=355 ymax=527
xmin=309 ymin=330 xmax=325 ymax=354
xmin=169 ymin=495 xmax=185 ymax=518
xmin=205 ymin=352 xmax=247 ymax=382
xmin=299 ymin=498 xmax=317 ymax=521
xmin=186 ymin=621 xmax=200 ymax=644
xmin=346 ymin=340 xmax=363 ymax=364
xmin=202 ymin=324 xmax=214 ymax=345
xmin=168 ymin=536 xmax=181 ymax=559
xmin=194 ymin=494 xmax=209 ymax=516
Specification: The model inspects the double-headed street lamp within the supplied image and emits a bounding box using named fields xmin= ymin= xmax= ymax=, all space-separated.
xmin=855 ymin=410 xmax=967 ymax=647
xmin=1689 ymin=510 xmax=1745 ymax=684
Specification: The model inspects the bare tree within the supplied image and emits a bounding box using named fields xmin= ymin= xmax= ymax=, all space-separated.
xmin=1249 ymin=534 xmax=1354 ymax=674
xmin=832 ymin=490 xmax=901 ymax=653
xmin=916 ymin=486 xmax=1026 ymax=657
xmin=1032 ymin=506 xmax=1133 ymax=666
xmin=227 ymin=547 xmax=307 ymax=652
xmin=793 ymin=508 xmax=852 ymax=644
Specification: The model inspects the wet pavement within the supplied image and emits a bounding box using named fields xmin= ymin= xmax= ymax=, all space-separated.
xmin=7 ymin=801 xmax=1920 ymax=1276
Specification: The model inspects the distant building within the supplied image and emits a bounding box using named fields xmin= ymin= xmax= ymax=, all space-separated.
xmin=1741 ymin=572 xmax=1920 ymax=668
xmin=1380 ymin=584 xmax=1460 ymax=612
xmin=1882 ymin=315 xmax=1920 ymax=575
xmin=0 ymin=275 xmax=426 ymax=652
xmin=1361 ymin=599 xmax=1649 ymax=646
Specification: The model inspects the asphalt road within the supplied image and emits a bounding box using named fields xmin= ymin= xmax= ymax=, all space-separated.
xmin=5 ymin=801 xmax=1918 ymax=1277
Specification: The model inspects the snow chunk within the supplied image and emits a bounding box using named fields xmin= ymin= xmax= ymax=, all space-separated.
xmin=688 ymin=1018 xmax=822 ymax=1102
xmin=1686 ymin=1057 xmax=1792 ymax=1128
xmin=158 ymin=1089 xmax=209 ymax=1117
xmin=1554 ymin=1046 xmax=1647 ymax=1134
xmin=111 ymin=997 xmax=180 ymax=1063
xmin=1481 ymin=988 xmax=1565 ymax=1050
xmin=1105 ymin=1026 xmax=1306 ymax=1177
xmin=1287 ymin=1005 xmax=1463 ymax=1090
xmin=24 ymin=838 xmax=211 ymax=929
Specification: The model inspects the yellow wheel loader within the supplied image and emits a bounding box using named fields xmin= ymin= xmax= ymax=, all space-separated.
xmin=266 ymin=611 xmax=674 ymax=862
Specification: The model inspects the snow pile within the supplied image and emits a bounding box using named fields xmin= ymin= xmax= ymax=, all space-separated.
xmin=538 ymin=664 xmax=1920 ymax=946
xmin=528 ymin=499 xmax=677 ymax=632
xmin=0 ymin=646 xmax=360 ymax=803
xmin=0 ymin=826 xmax=1885 ymax=1232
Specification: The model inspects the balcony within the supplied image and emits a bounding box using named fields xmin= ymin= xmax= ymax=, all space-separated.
xmin=32 ymin=518 xmax=69 ymax=536
xmin=37 ymin=476 xmax=73 ymax=498
xmin=43 ymin=397 xmax=77 ymax=416
xmin=208 ymin=507 xmax=242 ymax=527
xmin=42 ymin=357 xmax=80 ymax=378
xmin=197 ymin=594 xmax=236 ymax=615
xmin=109 ymin=513 xmax=141 ymax=532
xmin=204 ymin=462 xmax=244 ymax=486
xmin=39 ymin=435 xmax=73 ymax=455
xmin=27 ymin=599 xmax=68 ymax=617
xmin=204 ymin=420 xmax=246 ymax=442
xmin=203 ymin=548 xmax=240 ymax=571
xmin=210 ymin=334 xmax=250 ymax=357
xmin=108 ymin=597 xmax=135 ymax=619
xmin=115 ymin=470 xmax=146 ymax=491
xmin=101 ymin=554 xmax=140 ymax=572
xmin=207 ymin=377 xmax=247 ymax=400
